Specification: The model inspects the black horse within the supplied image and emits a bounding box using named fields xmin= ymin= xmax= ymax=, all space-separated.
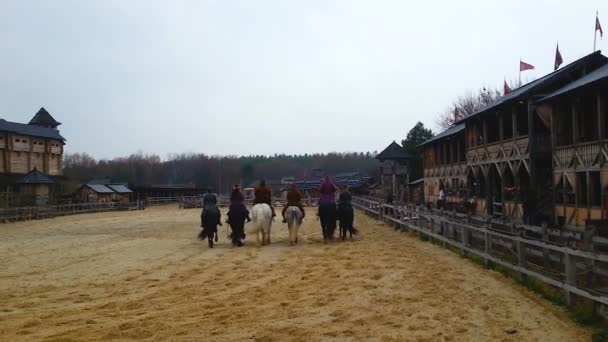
xmin=318 ymin=201 xmax=337 ymax=241
xmin=199 ymin=205 xmax=222 ymax=248
xmin=337 ymin=201 xmax=358 ymax=240
xmin=227 ymin=203 xmax=250 ymax=247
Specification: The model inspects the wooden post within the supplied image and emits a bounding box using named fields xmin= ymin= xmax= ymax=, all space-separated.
xmin=512 ymin=107 xmax=518 ymax=139
xmin=517 ymin=239 xmax=527 ymax=282
xmin=484 ymin=231 xmax=491 ymax=267
xmin=564 ymin=252 xmax=576 ymax=306
xmin=572 ymin=98 xmax=580 ymax=144
xmin=461 ymin=225 xmax=469 ymax=256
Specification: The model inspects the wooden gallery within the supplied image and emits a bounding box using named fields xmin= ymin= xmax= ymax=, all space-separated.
xmin=0 ymin=108 xmax=65 ymax=205
xmin=419 ymin=51 xmax=608 ymax=232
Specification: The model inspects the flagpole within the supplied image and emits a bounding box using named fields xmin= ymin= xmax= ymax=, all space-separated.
xmin=595 ymin=11 xmax=598 ymax=52
xmin=519 ymin=57 xmax=521 ymax=86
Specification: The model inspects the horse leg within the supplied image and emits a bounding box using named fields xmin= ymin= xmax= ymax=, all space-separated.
xmin=266 ymin=227 xmax=271 ymax=245
xmin=294 ymin=223 xmax=299 ymax=244
xmin=208 ymin=236 xmax=213 ymax=248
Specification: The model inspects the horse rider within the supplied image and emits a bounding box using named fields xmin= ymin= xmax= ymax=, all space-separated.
xmin=230 ymin=184 xmax=245 ymax=204
xmin=254 ymin=180 xmax=276 ymax=218
xmin=227 ymin=184 xmax=250 ymax=246
xmin=282 ymin=183 xmax=305 ymax=223
xmin=203 ymin=188 xmax=217 ymax=209
xmin=318 ymin=176 xmax=339 ymax=241
xmin=339 ymin=185 xmax=352 ymax=204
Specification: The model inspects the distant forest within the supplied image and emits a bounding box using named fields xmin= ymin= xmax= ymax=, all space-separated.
xmin=63 ymin=152 xmax=381 ymax=192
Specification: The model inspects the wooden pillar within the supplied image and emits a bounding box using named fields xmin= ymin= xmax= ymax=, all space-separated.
xmin=512 ymin=107 xmax=518 ymax=139
xmin=527 ymin=100 xmax=536 ymax=193
xmin=482 ymin=118 xmax=488 ymax=145
xmin=598 ymin=90 xmax=605 ymax=140
xmin=498 ymin=111 xmax=504 ymax=142
xmin=572 ymin=98 xmax=580 ymax=144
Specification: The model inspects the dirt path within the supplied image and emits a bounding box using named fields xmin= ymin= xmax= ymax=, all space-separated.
xmin=0 ymin=206 xmax=590 ymax=341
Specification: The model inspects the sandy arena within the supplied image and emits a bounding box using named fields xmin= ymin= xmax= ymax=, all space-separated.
xmin=0 ymin=206 xmax=591 ymax=341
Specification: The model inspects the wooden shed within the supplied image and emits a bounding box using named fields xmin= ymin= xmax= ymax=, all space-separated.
xmin=107 ymin=184 xmax=133 ymax=202
xmin=16 ymin=168 xmax=55 ymax=206
xmin=78 ymin=184 xmax=115 ymax=203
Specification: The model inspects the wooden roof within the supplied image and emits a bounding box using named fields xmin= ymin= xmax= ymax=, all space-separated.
xmin=28 ymin=107 xmax=61 ymax=128
xmin=17 ymin=169 xmax=55 ymax=184
xmin=0 ymin=119 xmax=66 ymax=141
xmin=456 ymin=51 xmax=608 ymax=123
xmin=376 ymin=141 xmax=411 ymax=161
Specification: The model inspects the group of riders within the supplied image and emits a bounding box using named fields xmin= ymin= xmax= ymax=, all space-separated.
xmin=199 ymin=176 xmax=357 ymax=248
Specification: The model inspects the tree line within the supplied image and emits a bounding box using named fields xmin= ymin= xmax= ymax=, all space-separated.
xmin=63 ymin=151 xmax=381 ymax=192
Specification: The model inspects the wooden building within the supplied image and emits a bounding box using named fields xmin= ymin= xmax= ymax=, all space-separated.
xmin=419 ymin=124 xmax=466 ymax=207
xmin=0 ymin=107 xmax=65 ymax=176
xmin=376 ymin=141 xmax=411 ymax=201
xmin=77 ymin=180 xmax=134 ymax=203
xmin=419 ymin=51 xmax=608 ymax=231
xmin=16 ymin=168 xmax=55 ymax=206
xmin=78 ymin=184 xmax=116 ymax=203
xmin=537 ymin=62 xmax=608 ymax=227
xmin=0 ymin=108 xmax=65 ymax=207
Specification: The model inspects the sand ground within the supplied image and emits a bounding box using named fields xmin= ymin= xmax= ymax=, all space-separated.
xmin=0 ymin=206 xmax=591 ymax=341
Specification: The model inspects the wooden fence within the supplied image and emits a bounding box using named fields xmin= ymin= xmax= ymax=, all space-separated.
xmin=351 ymin=196 xmax=608 ymax=308
xmin=0 ymin=201 xmax=139 ymax=223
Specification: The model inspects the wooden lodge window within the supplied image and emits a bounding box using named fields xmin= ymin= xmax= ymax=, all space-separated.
xmin=578 ymin=92 xmax=599 ymax=143
xmin=486 ymin=115 xmax=499 ymax=144
xmin=458 ymin=137 xmax=465 ymax=162
xmin=590 ymin=171 xmax=601 ymax=207
xmin=555 ymin=101 xmax=573 ymax=146
xmin=503 ymin=111 xmax=513 ymax=139
xmin=515 ymin=104 xmax=528 ymax=136
xmin=557 ymin=175 xmax=575 ymax=205
xmin=555 ymin=177 xmax=564 ymax=204
xmin=576 ymin=172 xmax=588 ymax=206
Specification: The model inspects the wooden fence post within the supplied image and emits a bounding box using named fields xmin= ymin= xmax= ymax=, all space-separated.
xmin=461 ymin=225 xmax=469 ymax=256
xmin=484 ymin=232 xmax=491 ymax=267
xmin=517 ymin=239 xmax=527 ymax=282
xmin=564 ymin=252 xmax=576 ymax=306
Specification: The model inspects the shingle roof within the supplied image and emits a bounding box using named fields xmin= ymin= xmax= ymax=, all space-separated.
xmin=456 ymin=51 xmax=608 ymax=124
xmin=538 ymin=63 xmax=608 ymax=103
xmin=0 ymin=119 xmax=66 ymax=141
xmin=16 ymin=169 xmax=55 ymax=184
xmin=85 ymin=184 xmax=115 ymax=193
xmin=87 ymin=178 xmax=112 ymax=185
xmin=107 ymin=184 xmax=133 ymax=193
xmin=376 ymin=141 xmax=411 ymax=161
xmin=418 ymin=123 xmax=465 ymax=147
xmin=28 ymin=107 xmax=61 ymax=127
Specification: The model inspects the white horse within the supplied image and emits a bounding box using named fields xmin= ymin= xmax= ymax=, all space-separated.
xmin=284 ymin=206 xmax=304 ymax=245
xmin=249 ymin=203 xmax=273 ymax=245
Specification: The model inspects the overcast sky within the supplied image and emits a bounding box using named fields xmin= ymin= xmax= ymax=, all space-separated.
xmin=1 ymin=1 xmax=606 ymax=159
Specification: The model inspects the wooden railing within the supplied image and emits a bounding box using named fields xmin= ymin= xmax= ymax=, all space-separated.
xmin=352 ymin=196 xmax=608 ymax=307
xmin=0 ymin=201 xmax=139 ymax=223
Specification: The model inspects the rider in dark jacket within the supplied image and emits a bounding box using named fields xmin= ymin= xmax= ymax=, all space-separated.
xmin=282 ymin=183 xmax=305 ymax=223
xmin=254 ymin=180 xmax=276 ymax=217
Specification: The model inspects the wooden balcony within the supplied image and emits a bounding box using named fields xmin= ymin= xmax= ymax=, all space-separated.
xmin=466 ymin=136 xmax=529 ymax=165
xmin=553 ymin=140 xmax=606 ymax=170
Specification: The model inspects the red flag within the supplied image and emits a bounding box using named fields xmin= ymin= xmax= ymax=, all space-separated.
xmin=504 ymin=80 xmax=512 ymax=95
xmin=597 ymin=15 xmax=604 ymax=37
xmin=554 ymin=43 xmax=563 ymax=70
xmin=520 ymin=60 xmax=535 ymax=71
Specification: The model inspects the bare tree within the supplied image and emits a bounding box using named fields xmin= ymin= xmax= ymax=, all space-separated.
xmin=435 ymin=83 xmax=516 ymax=131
